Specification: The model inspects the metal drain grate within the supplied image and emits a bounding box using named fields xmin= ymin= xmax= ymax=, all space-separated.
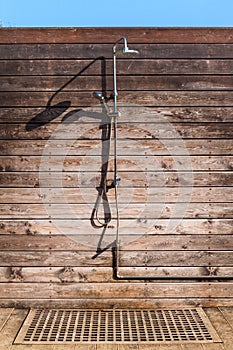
xmin=15 ymin=308 xmax=221 ymax=344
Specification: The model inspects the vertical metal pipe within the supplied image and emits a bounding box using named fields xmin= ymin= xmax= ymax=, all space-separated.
xmin=113 ymin=53 xmax=118 ymax=113
xmin=113 ymin=114 xmax=120 ymax=249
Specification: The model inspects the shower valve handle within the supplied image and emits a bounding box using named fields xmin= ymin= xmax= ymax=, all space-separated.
xmin=115 ymin=176 xmax=121 ymax=185
xmin=108 ymin=112 xmax=120 ymax=118
xmin=105 ymin=177 xmax=121 ymax=191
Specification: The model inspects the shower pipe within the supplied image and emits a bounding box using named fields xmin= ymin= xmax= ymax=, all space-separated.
xmin=94 ymin=37 xmax=232 ymax=281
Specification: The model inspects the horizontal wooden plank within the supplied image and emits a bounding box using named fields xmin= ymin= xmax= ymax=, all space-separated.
xmin=1 ymin=266 xmax=232 ymax=283
xmin=2 ymin=266 xmax=109 ymax=283
xmin=2 ymin=44 xmax=233 ymax=60
xmin=0 ymin=171 xmax=232 ymax=188
xmin=0 ymin=282 xmax=232 ymax=298
xmin=0 ymin=250 xmax=112 ymax=267
xmin=2 ymin=92 xmax=233 ymax=110
xmin=1 ymin=298 xmax=233 ymax=309
xmin=0 ymin=250 xmax=232 ymax=267
xmin=1 ymin=107 xmax=233 ymax=123
xmin=1 ymin=122 xmax=232 ymax=140
xmin=119 ymin=251 xmax=233 ymax=267
xmin=1 ymin=28 xmax=233 ymax=44
xmin=3 ymin=75 xmax=233 ymax=92
xmin=0 ymin=139 xmax=232 ymax=156
xmin=2 ymin=59 xmax=233 ymax=76
xmin=0 ymin=187 xmax=231 ymax=204
xmin=0 ymin=203 xmax=232 ymax=221
xmin=0 ymin=155 xmax=232 ymax=172
xmin=0 ymin=234 xmax=232 ymax=251
xmin=0 ymin=284 xmax=230 ymax=301
xmin=0 ymin=219 xmax=231 ymax=235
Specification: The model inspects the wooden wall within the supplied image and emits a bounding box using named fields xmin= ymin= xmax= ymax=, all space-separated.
xmin=0 ymin=28 xmax=232 ymax=308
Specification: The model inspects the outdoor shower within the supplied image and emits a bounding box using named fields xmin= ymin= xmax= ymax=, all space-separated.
xmin=93 ymin=36 xmax=139 ymax=249
xmin=92 ymin=36 xmax=139 ymax=231
xmin=93 ymin=37 xmax=231 ymax=281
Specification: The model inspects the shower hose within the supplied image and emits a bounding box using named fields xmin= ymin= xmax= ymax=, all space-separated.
xmin=92 ymin=114 xmax=120 ymax=247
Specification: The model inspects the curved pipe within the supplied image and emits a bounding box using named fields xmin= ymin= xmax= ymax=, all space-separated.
xmin=110 ymin=38 xmax=232 ymax=282
xmin=113 ymin=36 xmax=128 ymax=54
xmin=112 ymin=246 xmax=233 ymax=281
xmin=112 ymin=37 xmax=139 ymax=113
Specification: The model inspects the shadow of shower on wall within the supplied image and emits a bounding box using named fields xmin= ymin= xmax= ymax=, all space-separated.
xmin=25 ymin=55 xmax=115 ymax=256
xmin=25 ymin=56 xmax=107 ymax=130
xmin=25 ymin=100 xmax=71 ymax=130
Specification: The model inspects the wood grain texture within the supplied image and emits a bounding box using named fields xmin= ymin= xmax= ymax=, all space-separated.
xmin=219 ymin=306 xmax=233 ymax=326
xmin=0 ymin=155 xmax=231 ymax=172
xmin=0 ymin=28 xmax=232 ymax=308
xmin=0 ymin=171 xmax=232 ymax=187
xmin=3 ymin=75 xmax=233 ymax=92
xmin=1 ymin=266 xmax=232 ymax=283
xmin=2 ymin=91 xmax=233 ymax=108
xmin=1 ymin=139 xmax=232 ymax=157
xmin=0 ymin=308 xmax=13 ymax=333
xmin=1 ymin=123 xmax=232 ymax=140
xmin=0 ymin=203 xmax=232 ymax=219
xmin=0 ymin=234 xmax=232 ymax=251
xmin=0 ymin=309 xmax=29 ymax=349
xmin=0 ymin=250 xmax=232 ymax=267
xmin=0 ymin=219 xmax=232 ymax=235
xmin=0 ymin=282 xmax=233 ymax=299
xmin=1 ymin=107 xmax=233 ymax=122
xmin=3 ymin=59 xmax=233 ymax=76
xmin=205 ymin=308 xmax=233 ymax=350
xmin=202 ymin=343 xmax=225 ymax=350
xmin=1 ymin=299 xmax=233 ymax=309
xmin=0 ymin=139 xmax=232 ymax=161
xmin=2 ymin=44 xmax=233 ymax=59
xmin=1 ymin=28 xmax=233 ymax=44
xmin=0 ymin=186 xmax=232 ymax=204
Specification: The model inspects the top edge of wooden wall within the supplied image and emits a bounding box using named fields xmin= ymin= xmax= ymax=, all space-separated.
xmin=1 ymin=27 xmax=233 ymax=44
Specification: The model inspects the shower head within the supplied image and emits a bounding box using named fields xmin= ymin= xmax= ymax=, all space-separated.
xmin=93 ymin=91 xmax=110 ymax=114
xmin=113 ymin=36 xmax=139 ymax=56
xmin=115 ymin=47 xmax=139 ymax=57
xmin=93 ymin=91 xmax=105 ymax=101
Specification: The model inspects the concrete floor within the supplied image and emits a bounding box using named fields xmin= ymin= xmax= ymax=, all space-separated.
xmin=0 ymin=307 xmax=233 ymax=349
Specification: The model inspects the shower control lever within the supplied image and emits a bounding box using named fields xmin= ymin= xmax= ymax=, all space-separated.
xmin=114 ymin=176 xmax=121 ymax=186
xmin=108 ymin=112 xmax=120 ymax=118
xmin=105 ymin=177 xmax=121 ymax=191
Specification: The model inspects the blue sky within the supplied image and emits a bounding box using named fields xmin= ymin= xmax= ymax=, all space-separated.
xmin=1 ymin=0 xmax=233 ymax=27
